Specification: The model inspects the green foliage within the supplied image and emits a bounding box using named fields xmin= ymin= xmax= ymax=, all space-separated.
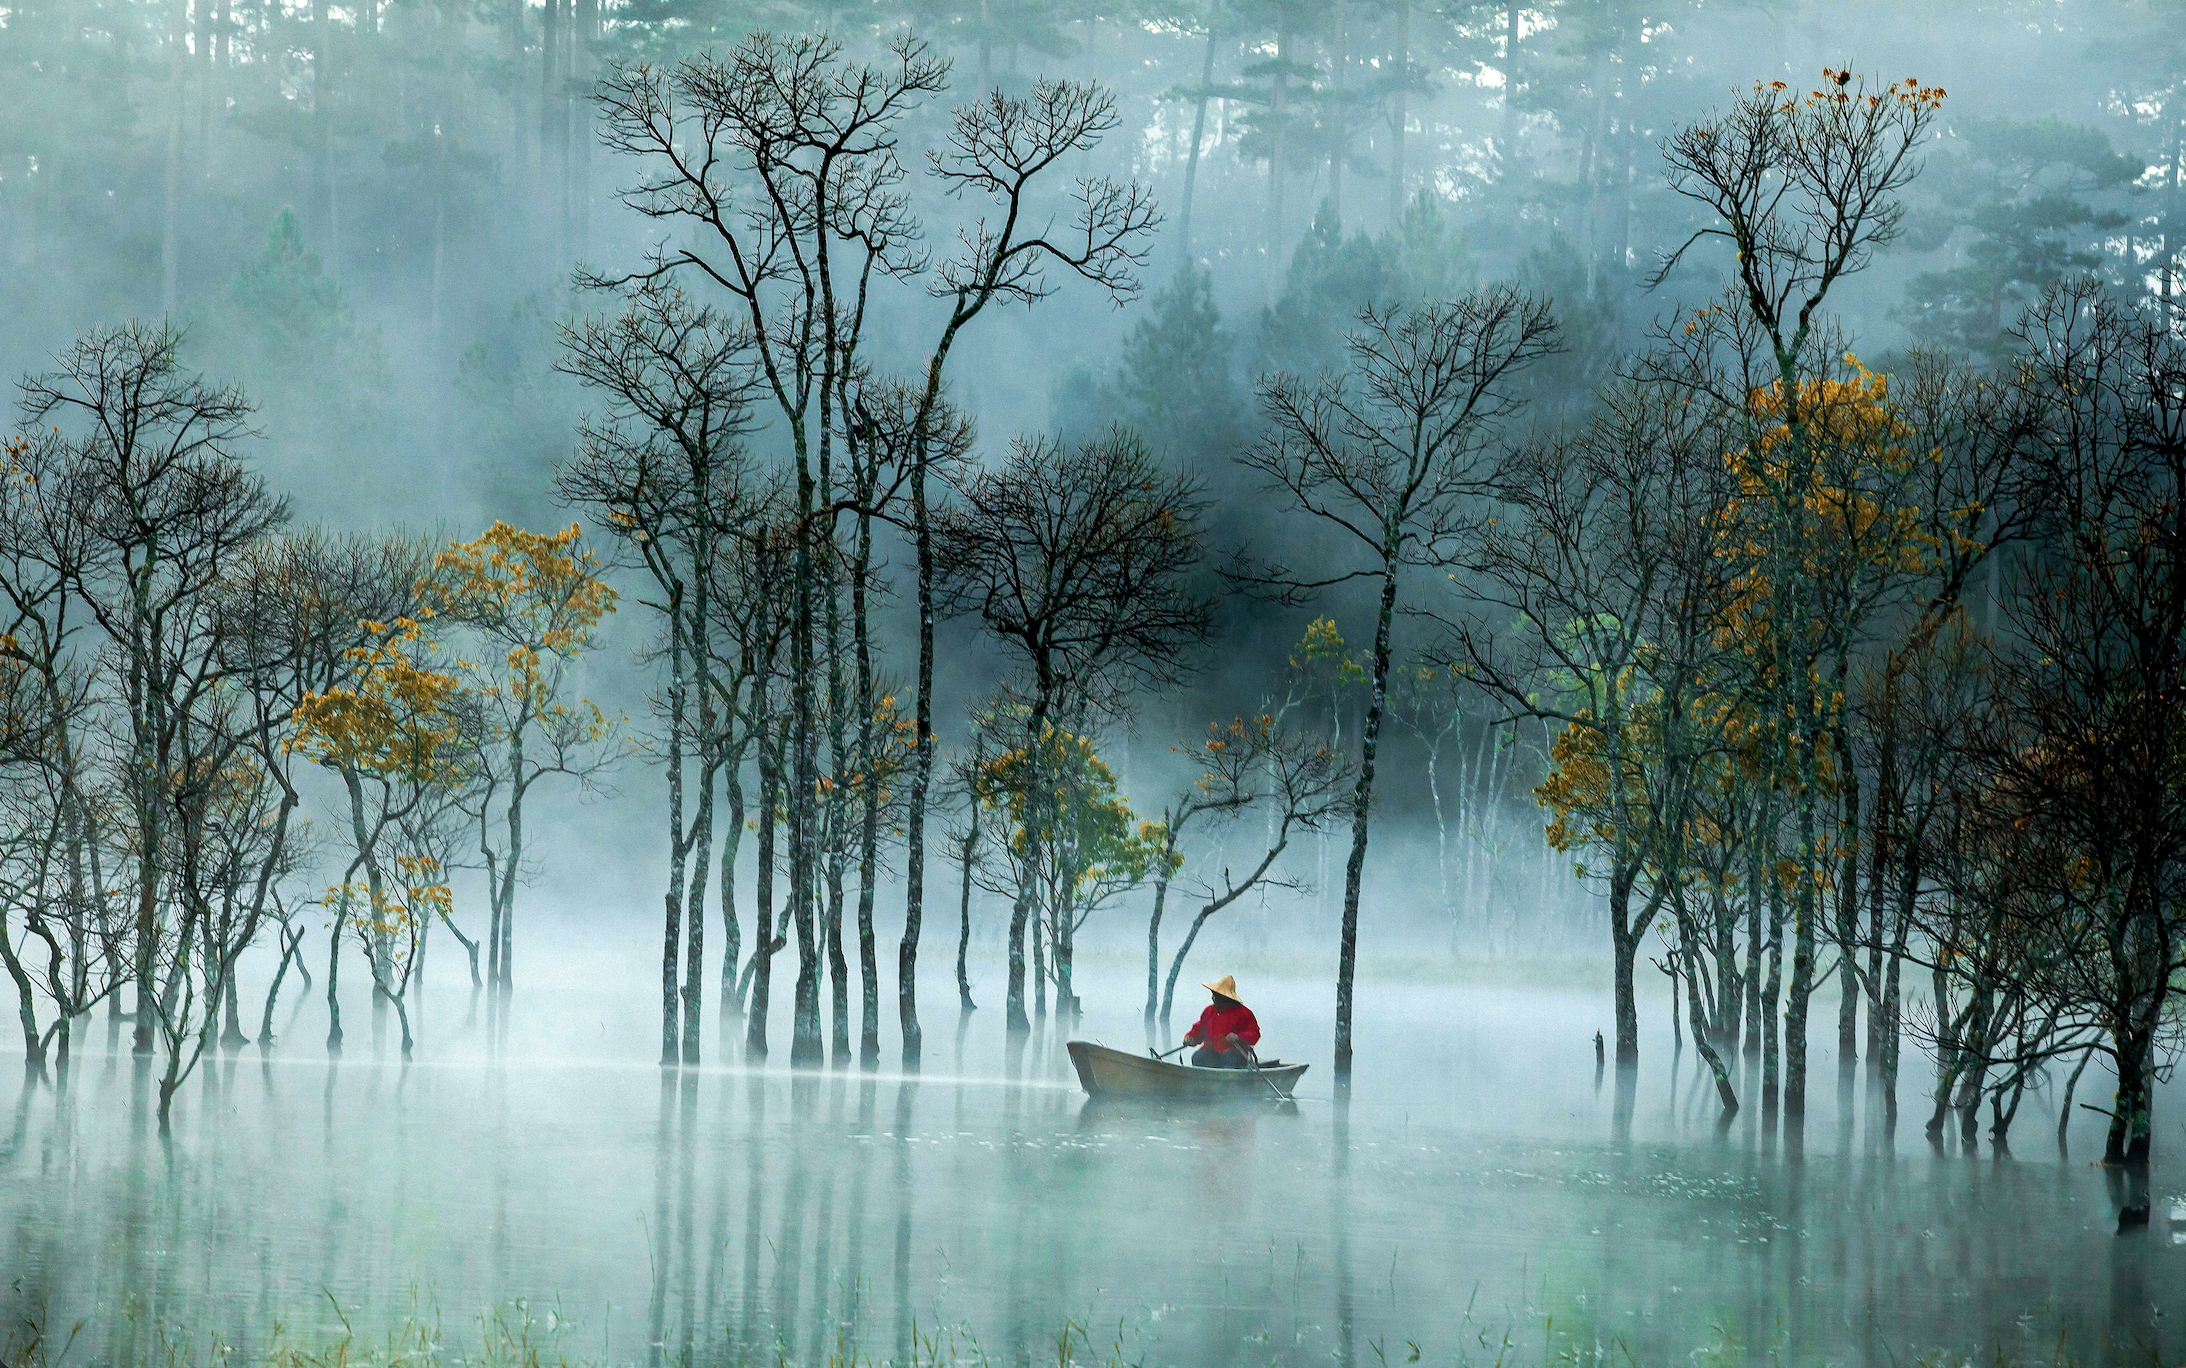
xmin=208 ymin=210 xmax=392 ymax=477
xmin=982 ymin=724 xmax=1166 ymax=896
xmin=1897 ymin=118 xmax=2140 ymax=362
xmin=1255 ymin=192 xmax=1477 ymax=375
xmin=228 ymin=209 xmax=343 ymax=373
xmin=1056 ymin=263 xmax=1244 ymax=462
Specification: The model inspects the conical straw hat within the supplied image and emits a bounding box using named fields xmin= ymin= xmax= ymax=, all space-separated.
xmin=1201 ymin=974 xmax=1242 ymax=1004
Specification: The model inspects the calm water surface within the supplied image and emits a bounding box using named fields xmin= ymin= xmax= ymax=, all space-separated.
xmin=0 ymin=955 xmax=2178 ymax=1366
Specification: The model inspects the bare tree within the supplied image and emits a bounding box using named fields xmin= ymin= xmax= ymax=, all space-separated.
xmin=592 ymin=33 xmax=1155 ymax=1066
xmin=1453 ymin=371 xmax=1740 ymax=1112
xmin=1241 ymin=290 xmax=1558 ymax=1091
xmin=17 ymin=323 xmax=286 ymax=1062
xmin=1154 ymin=713 xmax=1351 ymax=1030
xmin=935 ymin=431 xmax=1212 ymax=1033
xmin=1944 ymin=282 xmax=2186 ymax=1167
xmin=558 ymin=283 xmax=764 ymax=1065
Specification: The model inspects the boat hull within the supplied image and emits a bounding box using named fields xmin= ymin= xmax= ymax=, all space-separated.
xmin=1066 ymin=1040 xmax=1307 ymax=1100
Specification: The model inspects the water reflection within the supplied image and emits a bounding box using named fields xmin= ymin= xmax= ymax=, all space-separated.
xmin=0 ymin=980 xmax=2178 ymax=1368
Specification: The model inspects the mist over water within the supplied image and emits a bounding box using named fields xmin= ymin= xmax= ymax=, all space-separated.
xmin=9 ymin=0 xmax=2186 ymax=1359
xmin=5 ymin=932 xmax=2181 ymax=1366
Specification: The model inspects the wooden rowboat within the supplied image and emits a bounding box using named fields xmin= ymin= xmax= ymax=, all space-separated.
xmin=1066 ymin=1040 xmax=1308 ymax=1101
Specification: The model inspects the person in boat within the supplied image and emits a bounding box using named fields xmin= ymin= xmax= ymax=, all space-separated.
xmin=1182 ymin=975 xmax=1260 ymax=1069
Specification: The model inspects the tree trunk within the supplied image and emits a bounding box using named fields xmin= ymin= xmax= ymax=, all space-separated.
xmin=1761 ymin=866 xmax=1785 ymax=1110
xmin=572 ymin=0 xmax=594 ymax=256
xmin=681 ymin=753 xmax=711 ymax=1066
xmin=1334 ymin=560 xmax=1400 ymax=1090
xmin=1388 ymin=0 xmax=1409 ymax=228
xmin=1783 ymin=729 xmax=1821 ymax=1121
xmin=854 ymin=505 xmax=881 ymax=1070
xmin=2105 ymin=1025 xmax=2155 ymax=1166
xmin=1680 ymin=920 xmax=1736 ymax=1116
xmin=745 ymin=732 xmax=781 ymax=1060
xmin=0 ymin=914 xmax=44 ymax=1076
xmin=1608 ymin=882 xmax=1641 ymax=1068
xmin=313 ymin=0 xmax=336 ymax=279
xmin=1177 ymin=24 xmax=1216 ymax=263
xmin=326 ymin=893 xmax=348 ymax=1054
xmin=661 ymin=594 xmax=688 ymax=1066
xmin=1145 ymin=873 xmax=1172 ymax=1029
xmin=539 ymin=0 xmax=562 ymax=255
xmin=956 ymin=823 xmax=978 ymax=1014
xmin=502 ymin=751 xmax=526 ymax=993
xmin=901 ymin=452 xmax=935 ymax=1068
xmin=718 ymin=769 xmax=745 ymax=1031
xmin=1833 ymin=710 xmax=1860 ymax=1068
xmin=160 ymin=0 xmax=186 ymax=315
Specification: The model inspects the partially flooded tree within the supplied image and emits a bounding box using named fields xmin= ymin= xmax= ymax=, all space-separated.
xmin=0 ymin=428 xmax=111 ymax=1078
xmin=220 ymin=530 xmax=430 ymax=1046
xmin=935 ymin=431 xmax=1212 ymax=1034
xmin=16 ymin=323 xmax=287 ymax=1062
xmin=423 ymin=521 xmax=620 ymax=1001
xmin=1455 ymin=373 xmax=1740 ymax=1106
xmin=592 ymin=32 xmax=1155 ymax=1066
xmin=558 ymin=283 xmax=763 ymax=1066
xmin=1648 ymin=67 xmax=1947 ymax=1122
xmin=289 ymin=613 xmax=469 ymax=1057
xmin=1941 ymin=283 xmax=2186 ymax=1167
xmin=1242 ymin=290 xmax=1558 ymax=1091
xmin=1153 ymin=713 xmax=1351 ymax=1031
xmin=978 ymin=723 xmax=1164 ymax=1023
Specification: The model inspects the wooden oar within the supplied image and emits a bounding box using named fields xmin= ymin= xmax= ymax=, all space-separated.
xmin=1241 ymin=1045 xmax=1296 ymax=1102
xmin=1148 ymin=1043 xmax=1190 ymax=1062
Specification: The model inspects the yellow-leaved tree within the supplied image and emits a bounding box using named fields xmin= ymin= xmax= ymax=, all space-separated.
xmin=979 ymin=723 xmax=1166 ymax=1022
xmin=289 ymin=613 xmax=467 ymax=1055
xmin=421 ymin=522 xmax=620 ymax=997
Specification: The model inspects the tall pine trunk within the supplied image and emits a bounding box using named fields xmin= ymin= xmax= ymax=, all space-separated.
xmin=1177 ymin=26 xmax=1216 ymax=263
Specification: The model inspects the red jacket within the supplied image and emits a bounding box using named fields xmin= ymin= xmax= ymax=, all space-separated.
xmin=1185 ymin=1001 xmax=1259 ymax=1054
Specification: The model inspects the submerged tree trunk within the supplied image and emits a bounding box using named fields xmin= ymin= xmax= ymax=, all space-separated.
xmin=660 ymin=595 xmax=688 ymax=1066
xmin=745 ymin=725 xmax=782 ymax=1060
xmin=901 ymin=455 xmax=936 ymax=1068
xmin=956 ymin=818 xmax=979 ymax=1015
xmin=718 ymin=768 xmax=746 ymax=1036
xmin=1145 ymin=871 xmax=1172 ymax=1029
xmin=1334 ymin=560 xmax=1400 ymax=1091
xmin=853 ymin=499 xmax=882 ymax=1069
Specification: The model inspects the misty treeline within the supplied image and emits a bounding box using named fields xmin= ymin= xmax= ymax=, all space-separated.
xmin=0 ymin=325 xmax=621 ymax=1125
xmin=0 ymin=0 xmax=2183 ymax=1167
